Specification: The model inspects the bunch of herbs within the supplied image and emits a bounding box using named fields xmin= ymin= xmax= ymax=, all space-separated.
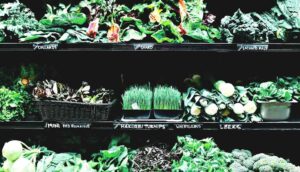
xmin=0 ymin=87 xmax=27 ymax=121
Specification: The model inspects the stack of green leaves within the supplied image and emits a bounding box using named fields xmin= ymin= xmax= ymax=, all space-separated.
xmin=122 ymin=86 xmax=152 ymax=110
xmin=90 ymin=145 xmax=130 ymax=172
xmin=221 ymin=0 xmax=300 ymax=43
xmin=154 ymin=85 xmax=181 ymax=110
xmin=171 ymin=136 xmax=233 ymax=172
xmin=0 ymin=0 xmax=220 ymax=43
xmin=0 ymin=87 xmax=27 ymax=121
xmin=0 ymin=1 xmax=42 ymax=42
xmin=248 ymin=77 xmax=297 ymax=102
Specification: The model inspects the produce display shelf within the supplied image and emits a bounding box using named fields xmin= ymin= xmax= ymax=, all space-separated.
xmin=1 ymin=121 xmax=300 ymax=131
xmin=1 ymin=43 xmax=300 ymax=52
xmin=0 ymin=121 xmax=44 ymax=130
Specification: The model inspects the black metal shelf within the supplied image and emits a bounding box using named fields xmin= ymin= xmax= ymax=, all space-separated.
xmin=1 ymin=121 xmax=300 ymax=131
xmin=1 ymin=43 xmax=300 ymax=52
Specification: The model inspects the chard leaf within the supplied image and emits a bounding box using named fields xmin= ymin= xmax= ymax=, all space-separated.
xmin=151 ymin=20 xmax=183 ymax=43
xmin=68 ymin=13 xmax=87 ymax=25
xmin=122 ymin=29 xmax=146 ymax=42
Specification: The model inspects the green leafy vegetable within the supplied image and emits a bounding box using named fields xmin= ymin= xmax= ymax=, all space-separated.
xmin=40 ymin=4 xmax=87 ymax=27
xmin=0 ymin=1 xmax=42 ymax=42
xmin=91 ymin=146 xmax=130 ymax=172
xmin=151 ymin=20 xmax=184 ymax=43
xmin=0 ymin=87 xmax=27 ymax=121
xmin=172 ymin=136 xmax=233 ymax=172
xmin=37 ymin=153 xmax=95 ymax=172
xmin=248 ymin=78 xmax=297 ymax=102
xmin=121 ymin=29 xmax=146 ymax=42
xmin=181 ymin=0 xmax=220 ymax=43
xmin=221 ymin=9 xmax=274 ymax=43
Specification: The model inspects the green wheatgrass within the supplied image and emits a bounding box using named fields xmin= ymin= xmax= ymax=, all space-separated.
xmin=122 ymin=86 xmax=152 ymax=110
xmin=154 ymin=85 xmax=181 ymax=110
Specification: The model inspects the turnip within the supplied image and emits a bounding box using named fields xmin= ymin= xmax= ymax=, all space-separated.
xmin=205 ymin=103 xmax=218 ymax=116
xmin=2 ymin=140 xmax=23 ymax=162
xmin=10 ymin=157 xmax=35 ymax=172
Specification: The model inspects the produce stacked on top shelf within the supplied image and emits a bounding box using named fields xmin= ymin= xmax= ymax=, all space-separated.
xmin=0 ymin=1 xmax=42 ymax=42
xmin=1 ymin=0 xmax=300 ymax=43
xmin=0 ymin=0 xmax=219 ymax=43
xmin=221 ymin=0 xmax=300 ymax=43
xmin=33 ymin=80 xmax=114 ymax=104
xmin=1 ymin=136 xmax=299 ymax=172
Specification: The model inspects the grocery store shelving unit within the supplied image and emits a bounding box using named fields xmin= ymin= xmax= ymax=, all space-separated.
xmin=1 ymin=42 xmax=300 ymax=164
xmin=1 ymin=43 xmax=300 ymax=52
xmin=2 ymin=121 xmax=300 ymax=131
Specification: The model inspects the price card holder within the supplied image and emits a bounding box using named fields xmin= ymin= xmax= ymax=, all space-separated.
xmin=133 ymin=43 xmax=154 ymax=50
xmin=114 ymin=122 xmax=168 ymax=130
xmin=237 ymin=44 xmax=268 ymax=51
xmin=45 ymin=122 xmax=91 ymax=129
xmin=175 ymin=124 xmax=203 ymax=129
xmin=219 ymin=123 xmax=242 ymax=130
xmin=33 ymin=43 xmax=59 ymax=51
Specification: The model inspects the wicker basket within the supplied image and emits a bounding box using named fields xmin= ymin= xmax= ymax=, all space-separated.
xmin=35 ymin=99 xmax=116 ymax=121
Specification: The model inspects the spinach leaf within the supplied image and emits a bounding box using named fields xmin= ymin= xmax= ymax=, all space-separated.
xmin=91 ymin=145 xmax=130 ymax=172
xmin=151 ymin=20 xmax=183 ymax=43
xmin=40 ymin=4 xmax=87 ymax=27
xmin=121 ymin=29 xmax=146 ymax=42
xmin=0 ymin=87 xmax=26 ymax=121
xmin=0 ymin=1 xmax=42 ymax=42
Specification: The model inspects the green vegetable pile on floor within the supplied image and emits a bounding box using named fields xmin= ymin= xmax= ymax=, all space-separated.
xmin=1 ymin=136 xmax=299 ymax=172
